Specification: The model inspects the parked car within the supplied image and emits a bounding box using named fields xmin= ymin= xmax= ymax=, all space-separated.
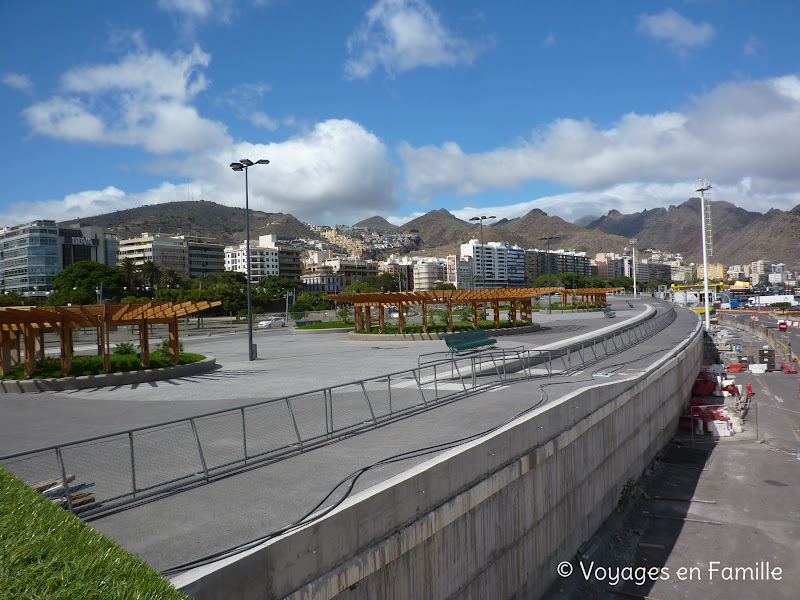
xmin=257 ymin=316 xmax=286 ymax=328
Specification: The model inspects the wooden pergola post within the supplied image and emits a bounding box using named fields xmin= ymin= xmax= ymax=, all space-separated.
xmin=98 ymin=319 xmax=110 ymax=372
xmin=421 ymin=301 xmax=428 ymax=333
xmin=378 ymin=305 xmax=385 ymax=333
xmin=471 ymin=302 xmax=478 ymax=329
xmin=34 ymin=328 xmax=45 ymax=361
xmin=509 ymin=300 xmax=517 ymax=325
xmin=139 ymin=319 xmax=150 ymax=367
xmin=447 ymin=302 xmax=453 ymax=332
xmin=168 ymin=316 xmax=180 ymax=362
xmin=493 ymin=300 xmax=500 ymax=329
xmin=23 ymin=324 xmax=36 ymax=377
xmin=364 ymin=306 xmax=372 ymax=332
xmin=0 ymin=328 xmax=20 ymax=376
xmin=59 ymin=323 xmax=73 ymax=375
xmin=398 ymin=304 xmax=405 ymax=333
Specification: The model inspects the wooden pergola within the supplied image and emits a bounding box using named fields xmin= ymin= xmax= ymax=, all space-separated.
xmin=0 ymin=301 xmax=221 ymax=377
xmin=326 ymin=287 xmax=621 ymax=333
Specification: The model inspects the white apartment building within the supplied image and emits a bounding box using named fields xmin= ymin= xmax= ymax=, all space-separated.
xmin=459 ymin=239 xmax=508 ymax=288
xmin=224 ymin=243 xmax=279 ymax=283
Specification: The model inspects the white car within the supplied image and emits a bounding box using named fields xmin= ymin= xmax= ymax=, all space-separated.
xmin=257 ymin=317 xmax=285 ymax=328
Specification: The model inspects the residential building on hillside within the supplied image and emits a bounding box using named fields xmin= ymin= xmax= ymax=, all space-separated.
xmin=460 ymin=239 xmax=508 ymax=289
xmin=446 ymin=255 xmax=474 ymax=289
xmin=118 ymin=233 xmax=189 ymax=276
xmin=696 ymin=263 xmax=726 ymax=281
xmin=594 ymin=253 xmax=627 ymax=281
xmin=301 ymin=264 xmax=342 ymax=293
xmin=320 ymin=257 xmax=379 ymax=287
xmin=0 ymin=220 xmax=60 ymax=298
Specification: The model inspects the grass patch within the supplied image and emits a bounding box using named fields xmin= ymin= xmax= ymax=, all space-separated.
xmin=297 ymin=321 xmax=355 ymax=329
xmin=1 ymin=352 xmax=206 ymax=380
xmin=0 ymin=467 xmax=189 ymax=600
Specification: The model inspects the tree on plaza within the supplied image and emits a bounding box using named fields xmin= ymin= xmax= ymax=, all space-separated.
xmin=140 ymin=260 xmax=162 ymax=291
xmin=47 ymin=261 xmax=127 ymax=305
xmin=433 ymin=282 xmax=456 ymax=290
xmin=289 ymin=291 xmax=335 ymax=314
xmin=118 ymin=257 xmax=140 ymax=289
xmin=256 ymin=275 xmax=301 ymax=301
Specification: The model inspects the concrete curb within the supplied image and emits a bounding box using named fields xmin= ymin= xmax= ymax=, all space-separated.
xmin=290 ymin=327 xmax=355 ymax=335
xmin=0 ymin=357 xmax=217 ymax=394
xmin=347 ymin=324 xmax=541 ymax=342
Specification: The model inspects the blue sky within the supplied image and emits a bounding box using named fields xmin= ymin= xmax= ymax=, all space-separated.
xmin=2 ymin=1 xmax=800 ymax=228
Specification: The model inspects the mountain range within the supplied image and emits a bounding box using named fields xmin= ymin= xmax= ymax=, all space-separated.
xmin=65 ymin=198 xmax=800 ymax=270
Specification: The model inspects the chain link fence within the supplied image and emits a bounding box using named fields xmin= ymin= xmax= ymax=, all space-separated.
xmin=1 ymin=305 xmax=678 ymax=518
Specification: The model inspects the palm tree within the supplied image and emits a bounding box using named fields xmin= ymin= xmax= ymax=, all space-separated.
xmin=160 ymin=268 xmax=180 ymax=289
xmin=140 ymin=260 xmax=162 ymax=291
xmin=119 ymin=257 xmax=140 ymax=289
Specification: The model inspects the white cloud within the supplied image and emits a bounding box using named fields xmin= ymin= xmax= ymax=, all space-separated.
xmin=22 ymin=44 xmax=230 ymax=153
xmin=4 ymin=119 xmax=398 ymax=227
xmin=637 ymin=9 xmax=714 ymax=54
xmin=157 ymin=0 xmax=232 ymax=23
xmin=744 ymin=34 xmax=759 ymax=56
xmin=542 ymin=33 xmax=555 ymax=48
xmin=399 ymin=74 xmax=800 ymax=221
xmin=2 ymin=72 xmax=34 ymax=94
xmin=345 ymin=0 xmax=484 ymax=79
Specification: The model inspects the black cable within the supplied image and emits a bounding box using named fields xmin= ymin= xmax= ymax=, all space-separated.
xmin=161 ymin=342 xmax=679 ymax=575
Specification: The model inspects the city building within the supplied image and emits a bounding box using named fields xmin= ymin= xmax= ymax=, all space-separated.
xmin=174 ymin=236 xmax=225 ymax=278
xmin=446 ymin=255 xmax=474 ymax=289
xmin=0 ymin=220 xmax=60 ymax=298
xmin=696 ymin=263 xmax=726 ymax=281
xmin=505 ymin=245 xmax=526 ymax=287
xmin=381 ymin=262 xmax=413 ymax=292
xmin=460 ymin=239 xmax=508 ymax=289
xmin=527 ymin=249 xmax=592 ymax=286
xmin=117 ymin=233 xmax=189 ymax=276
xmin=224 ymin=243 xmax=279 ymax=283
xmin=259 ymin=235 xmax=303 ymax=284
xmin=59 ymin=224 xmax=119 ymax=269
xmin=413 ymin=261 xmax=446 ymax=291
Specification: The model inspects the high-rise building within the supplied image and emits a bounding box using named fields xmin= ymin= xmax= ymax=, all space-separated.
xmin=505 ymin=245 xmax=525 ymax=287
xmin=412 ymin=261 xmax=446 ymax=291
xmin=224 ymin=243 xmax=279 ymax=283
xmin=175 ymin=235 xmax=225 ymax=278
xmin=459 ymin=239 xmax=508 ymax=289
xmin=0 ymin=220 xmax=60 ymax=298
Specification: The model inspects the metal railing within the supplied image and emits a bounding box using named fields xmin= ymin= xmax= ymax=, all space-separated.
xmin=1 ymin=305 xmax=677 ymax=518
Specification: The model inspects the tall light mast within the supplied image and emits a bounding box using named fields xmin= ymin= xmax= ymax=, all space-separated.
xmin=696 ymin=179 xmax=713 ymax=331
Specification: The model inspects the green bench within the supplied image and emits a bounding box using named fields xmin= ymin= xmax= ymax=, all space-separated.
xmin=602 ymin=306 xmax=616 ymax=318
xmin=442 ymin=328 xmax=497 ymax=354
xmin=295 ymin=320 xmax=322 ymax=327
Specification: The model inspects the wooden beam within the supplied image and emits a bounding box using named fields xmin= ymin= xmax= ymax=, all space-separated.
xmin=60 ymin=322 xmax=72 ymax=375
xmin=398 ymin=304 xmax=405 ymax=334
xmin=139 ymin=320 xmax=150 ymax=367
xmin=169 ymin=317 xmax=180 ymax=363
xmin=23 ymin=324 xmax=36 ymax=377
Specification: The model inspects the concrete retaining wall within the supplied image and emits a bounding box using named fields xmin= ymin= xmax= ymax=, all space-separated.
xmin=0 ymin=357 xmax=216 ymax=393
xmin=290 ymin=327 xmax=355 ymax=335
xmin=177 ymin=321 xmax=702 ymax=600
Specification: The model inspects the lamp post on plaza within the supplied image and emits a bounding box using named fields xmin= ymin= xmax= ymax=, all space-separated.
xmin=230 ymin=158 xmax=270 ymax=361
xmin=469 ymin=215 xmax=495 ymax=320
xmin=538 ymin=236 xmax=561 ymax=313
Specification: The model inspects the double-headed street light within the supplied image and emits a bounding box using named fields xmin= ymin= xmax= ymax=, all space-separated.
xmin=469 ymin=215 xmax=495 ymax=319
xmin=230 ymin=158 xmax=270 ymax=361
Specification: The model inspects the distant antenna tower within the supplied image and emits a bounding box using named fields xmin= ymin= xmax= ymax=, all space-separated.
xmin=696 ymin=178 xmax=713 ymax=257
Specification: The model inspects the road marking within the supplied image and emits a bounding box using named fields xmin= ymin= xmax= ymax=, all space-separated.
xmin=754 ymin=375 xmax=769 ymax=396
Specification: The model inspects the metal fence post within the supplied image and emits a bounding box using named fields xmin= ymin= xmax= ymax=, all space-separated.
xmin=240 ymin=407 xmax=248 ymax=462
xmin=55 ymin=447 xmax=75 ymax=514
xmin=128 ymin=432 xmax=137 ymax=496
xmin=190 ymin=418 xmax=209 ymax=480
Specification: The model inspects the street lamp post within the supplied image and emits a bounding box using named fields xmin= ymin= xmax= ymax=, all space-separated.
xmin=629 ymin=238 xmax=638 ymax=299
xmin=469 ymin=215 xmax=495 ymax=320
xmin=230 ymin=158 xmax=270 ymax=361
xmin=538 ymin=236 xmax=561 ymax=313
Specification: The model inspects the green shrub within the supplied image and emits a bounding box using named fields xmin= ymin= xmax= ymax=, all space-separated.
xmin=111 ymin=341 xmax=137 ymax=355
xmin=157 ymin=338 xmax=184 ymax=355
